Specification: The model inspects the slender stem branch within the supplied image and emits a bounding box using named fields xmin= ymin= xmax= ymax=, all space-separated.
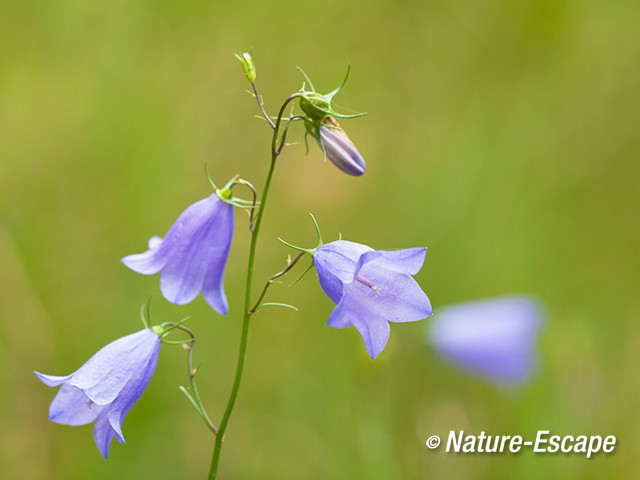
xmin=236 ymin=179 xmax=258 ymax=232
xmin=207 ymin=92 xmax=302 ymax=480
xmin=165 ymin=323 xmax=218 ymax=434
xmin=276 ymin=115 xmax=305 ymax=155
xmin=249 ymin=252 xmax=306 ymax=314
xmin=271 ymin=94 xmax=303 ymax=157
xmin=252 ymin=82 xmax=276 ymax=129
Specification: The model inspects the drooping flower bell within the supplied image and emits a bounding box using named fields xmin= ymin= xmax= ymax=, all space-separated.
xmin=34 ymin=328 xmax=162 ymax=459
xmin=298 ymin=67 xmax=367 ymax=176
xmin=427 ymin=296 xmax=543 ymax=383
xmin=121 ymin=184 xmax=236 ymax=315
xmin=313 ymin=240 xmax=432 ymax=359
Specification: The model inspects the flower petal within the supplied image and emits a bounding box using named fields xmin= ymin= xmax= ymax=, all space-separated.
xmin=314 ymin=240 xmax=372 ymax=304
xmin=159 ymin=200 xmax=233 ymax=310
xmin=202 ymin=254 xmax=230 ymax=315
xmin=69 ymin=330 xmax=157 ymax=397
xmin=328 ymin=295 xmax=391 ymax=359
xmin=93 ymin=409 xmax=117 ymax=460
xmin=121 ymin=193 xmax=221 ymax=275
xmin=353 ymin=254 xmax=432 ymax=323
xmin=48 ymin=383 xmax=108 ymax=426
xmin=76 ymin=329 xmax=161 ymax=405
xmin=120 ymin=241 xmax=164 ymax=275
xmin=34 ymin=372 xmax=72 ymax=387
xmin=318 ymin=125 xmax=366 ymax=176
xmin=65 ymin=338 xmax=137 ymax=389
xmin=200 ymin=203 xmax=234 ymax=314
xmin=428 ymin=296 xmax=543 ymax=383
xmin=357 ymin=247 xmax=427 ymax=276
xmin=148 ymin=235 xmax=162 ymax=249
xmin=107 ymin=338 xmax=161 ymax=443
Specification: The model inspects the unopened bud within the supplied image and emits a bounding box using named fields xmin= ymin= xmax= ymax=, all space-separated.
xmin=235 ymin=52 xmax=256 ymax=83
xmin=316 ymin=117 xmax=366 ymax=176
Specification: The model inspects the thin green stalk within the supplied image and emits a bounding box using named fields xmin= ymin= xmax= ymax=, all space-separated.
xmin=207 ymin=93 xmax=301 ymax=480
xmin=249 ymin=252 xmax=305 ymax=314
xmin=168 ymin=323 xmax=218 ymax=434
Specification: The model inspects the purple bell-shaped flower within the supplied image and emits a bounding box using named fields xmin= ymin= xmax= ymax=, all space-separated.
xmin=122 ymin=192 xmax=234 ymax=315
xmin=428 ymin=296 xmax=543 ymax=383
xmin=314 ymin=240 xmax=432 ymax=358
xmin=35 ymin=328 xmax=161 ymax=459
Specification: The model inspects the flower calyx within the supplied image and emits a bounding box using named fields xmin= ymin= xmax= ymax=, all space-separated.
xmin=297 ymin=65 xmax=365 ymax=123
xmin=206 ymin=171 xmax=259 ymax=211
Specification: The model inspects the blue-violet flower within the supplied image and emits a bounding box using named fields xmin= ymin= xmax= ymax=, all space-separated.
xmin=34 ymin=328 xmax=161 ymax=459
xmin=428 ymin=296 xmax=543 ymax=383
xmin=313 ymin=240 xmax=432 ymax=358
xmin=121 ymin=193 xmax=234 ymax=315
xmin=314 ymin=117 xmax=366 ymax=176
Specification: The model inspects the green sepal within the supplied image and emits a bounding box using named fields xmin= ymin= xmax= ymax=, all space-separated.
xmin=277 ymin=237 xmax=316 ymax=256
xmin=253 ymin=302 xmax=299 ymax=313
xmin=153 ymin=317 xmax=191 ymax=340
xmin=140 ymin=296 xmax=153 ymax=330
xmin=277 ymin=212 xmax=324 ymax=256
xmin=297 ymin=65 xmax=366 ymax=122
xmin=289 ymin=260 xmax=315 ymax=287
xmin=208 ymin=172 xmax=260 ymax=210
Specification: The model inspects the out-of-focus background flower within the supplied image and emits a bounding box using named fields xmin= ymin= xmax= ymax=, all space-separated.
xmin=1 ymin=1 xmax=638 ymax=479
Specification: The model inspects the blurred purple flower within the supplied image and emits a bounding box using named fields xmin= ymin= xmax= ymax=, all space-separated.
xmin=313 ymin=240 xmax=432 ymax=359
xmin=35 ymin=328 xmax=161 ymax=459
xmin=428 ymin=296 xmax=543 ymax=383
xmin=314 ymin=117 xmax=366 ymax=176
xmin=121 ymin=193 xmax=234 ymax=315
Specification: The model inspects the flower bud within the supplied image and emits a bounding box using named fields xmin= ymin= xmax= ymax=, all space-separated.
xmin=315 ymin=117 xmax=366 ymax=176
xmin=234 ymin=52 xmax=256 ymax=83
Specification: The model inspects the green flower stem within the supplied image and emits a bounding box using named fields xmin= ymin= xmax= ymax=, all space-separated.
xmin=207 ymin=93 xmax=302 ymax=480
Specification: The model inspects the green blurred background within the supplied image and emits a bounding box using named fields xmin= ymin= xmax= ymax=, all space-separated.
xmin=1 ymin=0 xmax=639 ymax=478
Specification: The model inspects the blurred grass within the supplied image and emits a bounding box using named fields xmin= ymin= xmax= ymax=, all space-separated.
xmin=1 ymin=0 xmax=639 ymax=479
